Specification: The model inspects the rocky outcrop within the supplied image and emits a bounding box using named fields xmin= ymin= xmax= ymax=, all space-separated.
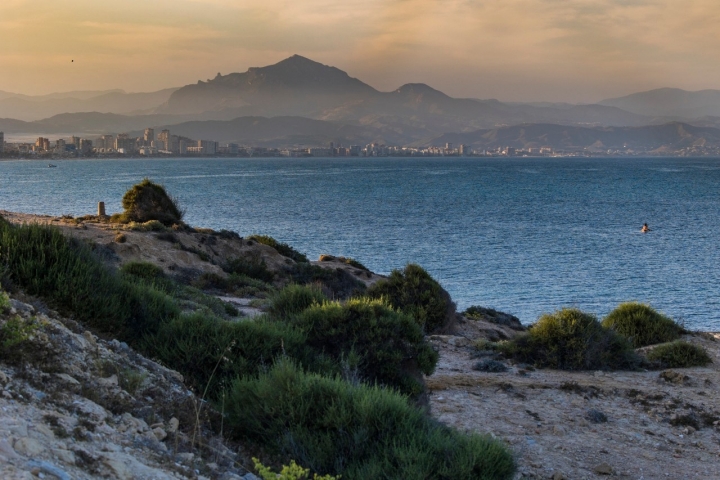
xmin=0 ymin=292 xmax=258 ymax=480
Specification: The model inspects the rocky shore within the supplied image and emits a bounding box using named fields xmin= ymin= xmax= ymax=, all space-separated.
xmin=1 ymin=211 xmax=719 ymax=479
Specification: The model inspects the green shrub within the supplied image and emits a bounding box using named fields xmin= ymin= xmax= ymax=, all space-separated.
xmin=0 ymin=286 xmax=10 ymax=313
xmin=121 ymin=261 xmax=165 ymax=281
xmin=0 ymin=222 xmax=179 ymax=342
xmin=602 ymin=302 xmax=683 ymax=347
xmin=289 ymin=263 xmax=366 ymax=299
xmin=500 ymin=308 xmax=639 ymax=371
xmin=0 ymin=315 xmax=39 ymax=350
xmin=117 ymin=178 xmax=184 ymax=226
xmin=341 ymin=257 xmax=369 ymax=271
xmin=319 ymin=255 xmax=369 ymax=272
xmin=646 ymin=341 xmax=712 ymax=368
xmin=366 ymin=264 xmax=455 ymax=334
xmin=226 ymin=360 xmax=515 ymax=480
xmin=225 ymin=256 xmax=275 ymax=283
xmin=288 ymin=298 xmax=438 ymax=396
xmin=249 ymin=235 xmax=308 ymax=263
xmin=118 ymin=368 xmax=147 ymax=395
xmin=268 ymin=284 xmax=328 ymax=321
xmin=193 ymin=272 xmax=272 ymax=297
xmin=253 ymin=458 xmax=339 ymax=480
xmin=148 ymin=312 xmax=309 ymax=395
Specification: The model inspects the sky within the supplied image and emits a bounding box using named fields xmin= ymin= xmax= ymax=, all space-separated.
xmin=1 ymin=0 xmax=719 ymax=103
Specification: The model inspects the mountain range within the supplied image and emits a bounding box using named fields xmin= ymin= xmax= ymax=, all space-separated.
xmin=2 ymin=55 xmax=720 ymax=150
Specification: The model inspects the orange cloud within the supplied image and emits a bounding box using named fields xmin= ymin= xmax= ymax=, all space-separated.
xmin=0 ymin=0 xmax=718 ymax=102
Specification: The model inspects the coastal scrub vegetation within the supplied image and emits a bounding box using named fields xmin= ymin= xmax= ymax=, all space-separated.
xmin=252 ymin=458 xmax=339 ymax=480
xmin=227 ymin=360 xmax=516 ymax=480
xmin=248 ymin=234 xmax=308 ymax=263
xmin=289 ymin=263 xmax=366 ymax=299
xmin=0 ymin=216 xmax=514 ymax=479
xmin=500 ymin=308 xmax=639 ymax=370
xmin=646 ymin=340 xmax=712 ymax=368
xmin=111 ymin=178 xmax=184 ymax=226
xmin=602 ymin=302 xmax=684 ymax=347
xmin=366 ymin=263 xmax=456 ymax=334
xmin=285 ymin=298 xmax=439 ymax=396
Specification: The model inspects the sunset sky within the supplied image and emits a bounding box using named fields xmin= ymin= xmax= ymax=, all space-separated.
xmin=1 ymin=0 xmax=719 ymax=102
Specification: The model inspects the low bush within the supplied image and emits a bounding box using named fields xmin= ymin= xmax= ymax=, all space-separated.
xmin=116 ymin=178 xmax=184 ymax=226
xmin=289 ymin=263 xmax=366 ymax=300
xmin=148 ymin=312 xmax=310 ymax=395
xmin=287 ymin=298 xmax=438 ymax=396
xmin=268 ymin=284 xmax=328 ymax=321
xmin=249 ymin=235 xmax=308 ymax=263
xmin=602 ymin=302 xmax=684 ymax=347
xmin=253 ymin=458 xmax=338 ymax=480
xmin=0 ymin=286 xmax=10 ymax=313
xmin=192 ymin=272 xmax=272 ymax=297
xmin=500 ymin=308 xmax=639 ymax=370
xmin=319 ymin=255 xmax=369 ymax=272
xmin=121 ymin=261 xmax=165 ymax=281
xmin=366 ymin=264 xmax=456 ymax=334
xmin=225 ymin=256 xmax=275 ymax=283
xmin=226 ymin=360 xmax=516 ymax=480
xmin=646 ymin=341 xmax=712 ymax=368
xmin=463 ymin=306 xmax=524 ymax=330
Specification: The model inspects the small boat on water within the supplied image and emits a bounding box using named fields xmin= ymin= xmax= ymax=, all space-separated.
xmin=48 ymin=164 xmax=57 ymax=168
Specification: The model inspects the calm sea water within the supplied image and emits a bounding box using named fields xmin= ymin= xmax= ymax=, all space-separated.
xmin=1 ymin=157 xmax=719 ymax=330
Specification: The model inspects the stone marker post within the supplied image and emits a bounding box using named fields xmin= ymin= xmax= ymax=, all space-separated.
xmin=98 ymin=202 xmax=106 ymax=216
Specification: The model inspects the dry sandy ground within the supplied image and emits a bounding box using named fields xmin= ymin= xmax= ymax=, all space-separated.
xmin=427 ymin=319 xmax=720 ymax=479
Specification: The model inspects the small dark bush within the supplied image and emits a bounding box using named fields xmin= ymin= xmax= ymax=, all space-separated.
xmin=287 ymin=298 xmax=438 ymax=396
xmin=464 ymin=306 xmax=525 ymax=330
xmin=192 ymin=272 xmax=229 ymax=291
xmin=268 ymin=284 xmax=328 ymax=321
xmin=217 ymin=229 xmax=240 ymax=240
xmin=586 ymin=409 xmax=608 ymax=423
xmin=155 ymin=232 xmax=179 ymax=243
xmin=121 ymin=261 xmax=165 ymax=281
xmin=646 ymin=341 xmax=712 ymax=368
xmin=366 ymin=264 xmax=456 ymax=334
xmin=602 ymin=302 xmax=683 ymax=348
xmin=193 ymin=272 xmax=272 ymax=296
xmin=118 ymin=178 xmax=184 ymax=226
xmin=289 ymin=263 xmax=366 ymax=299
xmin=248 ymin=235 xmax=308 ymax=263
xmin=225 ymin=256 xmax=274 ymax=283
xmin=473 ymin=359 xmax=508 ymax=373
xmin=226 ymin=360 xmax=516 ymax=480
xmin=500 ymin=308 xmax=640 ymax=371
xmin=319 ymin=255 xmax=370 ymax=271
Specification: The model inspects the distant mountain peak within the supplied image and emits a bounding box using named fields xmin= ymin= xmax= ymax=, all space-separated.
xmin=195 ymin=55 xmax=376 ymax=96
xmin=396 ymin=83 xmax=445 ymax=94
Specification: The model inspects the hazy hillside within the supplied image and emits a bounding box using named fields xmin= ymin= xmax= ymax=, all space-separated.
xmin=0 ymin=112 xmax=190 ymax=136
xmin=427 ymin=122 xmax=720 ymax=151
xmin=0 ymin=88 xmax=178 ymax=121
xmin=131 ymin=116 xmax=415 ymax=147
xmin=163 ymin=55 xmax=650 ymax=130
xmin=600 ymin=88 xmax=720 ymax=118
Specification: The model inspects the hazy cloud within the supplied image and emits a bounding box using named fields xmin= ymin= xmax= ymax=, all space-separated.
xmin=0 ymin=0 xmax=718 ymax=101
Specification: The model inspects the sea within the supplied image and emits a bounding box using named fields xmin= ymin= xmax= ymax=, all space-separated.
xmin=1 ymin=156 xmax=719 ymax=330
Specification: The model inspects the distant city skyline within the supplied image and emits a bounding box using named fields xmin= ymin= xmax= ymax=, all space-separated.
xmin=1 ymin=0 xmax=719 ymax=103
